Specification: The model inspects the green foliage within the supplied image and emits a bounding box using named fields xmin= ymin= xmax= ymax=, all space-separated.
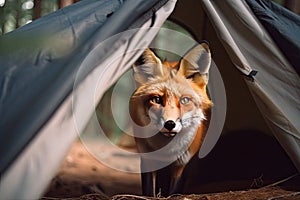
xmin=41 ymin=0 xmax=58 ymax=16
xmin=0 ymin=0 xmax=58 ymax=35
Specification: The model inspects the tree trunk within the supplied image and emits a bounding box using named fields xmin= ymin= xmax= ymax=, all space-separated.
xmin=59 ymin=0 xmax=74 ymax=9
xmin=15 ymin=0 xmax=20 ymax=28
xmin=33 ymin=0 xmax=41 ymax=20
xmin=294 ymin=0 xmax=300 ymax=14
xmin=284 ymin=0 xmax=296 ymax=12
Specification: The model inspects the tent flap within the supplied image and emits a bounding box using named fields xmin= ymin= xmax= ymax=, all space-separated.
xmin=0 ymin=0 xmax=176 ymax=199
xmin=0 ymin=0 xmax=170 ymax=175
xmin=245 ymin=0 xmax=300 ymax=76
xmin=201 ymin=0 xmax=300 ymax=171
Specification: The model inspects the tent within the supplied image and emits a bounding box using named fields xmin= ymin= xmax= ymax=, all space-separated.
xmin=0 ymin=0 xmax=175 ymax=198
xmin=0 ymin=0 xmax=299 ymax=199
xmin=199 ymin=0 xmax=300 ymax=170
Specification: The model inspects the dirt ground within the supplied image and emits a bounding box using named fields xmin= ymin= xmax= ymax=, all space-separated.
xmin=42 ymin=139 xmax=300 ymax=200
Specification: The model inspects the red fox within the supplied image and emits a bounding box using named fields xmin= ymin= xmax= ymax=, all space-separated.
xmin=129 ymin=43 xmax=212 ymax=196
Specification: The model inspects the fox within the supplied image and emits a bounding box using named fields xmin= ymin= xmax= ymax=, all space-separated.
xmin=129 ymin=43 xmax=212 ymax=197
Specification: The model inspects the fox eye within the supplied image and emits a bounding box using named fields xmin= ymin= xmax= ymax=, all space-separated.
xmin=180 ymin=97 xmax=191 ymax=105
xmin=149 ymin=96 xmax=163 ymax=105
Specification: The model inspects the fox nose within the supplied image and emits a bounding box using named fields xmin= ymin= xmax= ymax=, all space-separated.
xmin=164 ymin=120 xmax=176 ymax=131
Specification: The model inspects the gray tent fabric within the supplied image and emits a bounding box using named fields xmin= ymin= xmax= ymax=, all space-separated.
xmin=245 ymin=0 xmax=300 ymax=76
xmin=0 ymin=0 xmax=176 ymax=199
xmin=201 ymin=0 xmax=300 ymax=171
xmin=0 ymin=0 xmax=170 ymax=175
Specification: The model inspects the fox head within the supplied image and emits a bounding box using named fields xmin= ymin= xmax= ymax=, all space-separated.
xmin=129 ymin=43 xmax=212 ymax=154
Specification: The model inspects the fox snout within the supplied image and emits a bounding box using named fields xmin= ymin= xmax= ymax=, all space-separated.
xmin=160 ymin=119 xmax=183 ymax=137
xmin=164 ymin=120 xmax=175 ymax=131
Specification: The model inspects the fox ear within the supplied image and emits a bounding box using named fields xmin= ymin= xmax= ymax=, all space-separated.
xmin=133 ymin=48 xmax=164 ymax=85
xmin=179 ymin=43 xmax=211 ymax=86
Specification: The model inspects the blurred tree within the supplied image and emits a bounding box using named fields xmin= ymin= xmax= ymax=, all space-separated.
xmin=0 ymin=0 xmax=61 ymax=34
xmin=33 ymin=0 xmax=41 ymax=20
xmin=58 ymin=0 xmax=73 ymax=9
xmin=0 ymin=0 xmax=19 ymax=34
xmin=284 ymin=0 xmax=300 ymax=14
xmin=284 ymin=0 xmax=295 ymax=10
